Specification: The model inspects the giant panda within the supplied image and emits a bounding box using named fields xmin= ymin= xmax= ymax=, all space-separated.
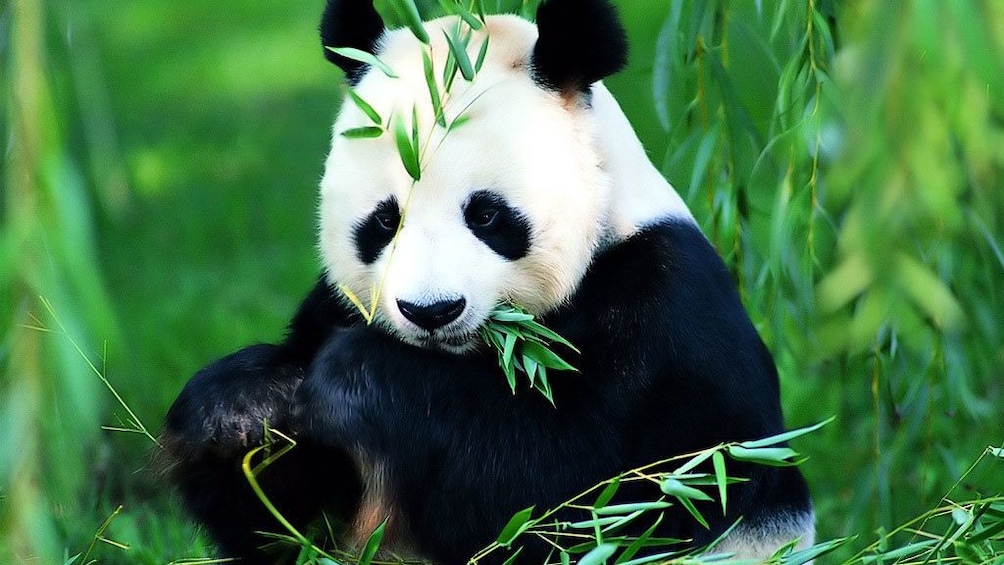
xmin=159 ymin=0 xmax=815 ymax=563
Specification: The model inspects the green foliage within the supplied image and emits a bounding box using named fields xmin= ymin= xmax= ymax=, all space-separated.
xmin=2 ymin=0 xmax=1003 ymax=563
xmin=480 ymin=305 xmax=579 ymax=405
xmin=470 ymin=422 xmax=848 ymax=564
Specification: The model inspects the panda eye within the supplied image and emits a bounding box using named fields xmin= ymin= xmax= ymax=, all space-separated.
xmin=471 ymin=208 xmax=499 ymax=229
xmin=375 ymin=212 xmax=399 ymax=232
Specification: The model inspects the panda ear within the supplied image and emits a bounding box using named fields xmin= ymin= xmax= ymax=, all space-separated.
xmin=320 ymin=0 xmax=386 ymax=83
xmin=531 ymin=0 xmax=628 ymax=94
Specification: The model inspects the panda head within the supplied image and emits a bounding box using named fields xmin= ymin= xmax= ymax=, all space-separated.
xmin=318 ymin=0 xmax=689 ymax=352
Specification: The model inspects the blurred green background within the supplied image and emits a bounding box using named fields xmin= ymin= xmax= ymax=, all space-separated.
xmin=2 ymin=0 xmax=1002 ymax=563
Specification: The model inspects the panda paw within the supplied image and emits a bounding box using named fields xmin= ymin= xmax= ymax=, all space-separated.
xmin=158 ymin=343 xmax=304 ymax=468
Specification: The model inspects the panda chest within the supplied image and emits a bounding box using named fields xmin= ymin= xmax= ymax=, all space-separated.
xmin=349 ymin=452 xmax=412 ymax=553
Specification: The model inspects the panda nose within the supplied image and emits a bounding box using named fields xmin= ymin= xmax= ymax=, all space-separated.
xmin=397 ymin=298 xmax=466 ymax=331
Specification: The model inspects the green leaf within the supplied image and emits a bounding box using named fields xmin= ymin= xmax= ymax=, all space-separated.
xmin=616 ymin=551 xmax=677 ymax=565
xmin=502 ymin=332 xmax=517 ymax=370
xmin=569 ymin=515 xmax=633 ymax=529
xmin=594 ymin=501 xmax=672 ymax=516
xmin=491 ymin=310 xmax=536 ymax=322
xmin=392 ymin=111 xmax=421 ymax=182
xmin=497 ymin=506 xmax=535 ymax=546
xmin=345 ymin=88 xmax=383 ymax=125
xmin=522 ymin=320 xmax=579 ymax=351
xmin=501 ymin=547 xmax=524 ymax=565
xmin=326 ymin=47 xmax=398 ymax=78
xmin=522 ymin=340 xmax=576 ymax=371
xmin=523 ymin=354 xmax=539 ymax=385
xmin=358 ymin=519 xmax=386 ymax=565
xmin=712 ymin=450 xmax=728 ymax=515
xmin=535 ymin=369 xmax=555 ymax=406
xmin=781 ymin=537 xmax=856 ymax=564
xmin=738 ymin=417 xmax=835 ymax=449
xmin=727 ymin=445 xmax=803 ymax=466
xmin=443 ymin=29 xmax=476 ymax=81
xmin=422 ymin=49 xmax=446 ymax=127
xmin=660 ymin=478 xmax=714 ymax=502
xmin=593 ymin=478 xmax=620 ymax=510
xmin=439 ymin=0 xmax=484 ymax=30
xmin=475 ymin=35 xmax=490 ymax=73
xmin=600 ymin=510 xmax=645 ymax=533
xmin=448 ymin=114 xmax=471 ymax=131
xmin=393 ymin=0 xmax=430 ymax=44
xmin=676 ymin=495 xmax=709 ymax=530
xmin=503 ymin=362 xmax=517 ymax=394
xmin=672 ymin=447 xmax=719 ymax=475
xmin=967 ymin=515 xmax=1004 ymax=543
xmin=614 ymin=515 xmax=663 ymax=564
xmin=411 ymin=105 xmax=421 ymax=164
xmin=443 ymin=47 xmax=460 ymax=92
xmin=578 ymin=543 xmax=617 ymax=565
xmin=340 ymin=126 xmax=384 ymax=139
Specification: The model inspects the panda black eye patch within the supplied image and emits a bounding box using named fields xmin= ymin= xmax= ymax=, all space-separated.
xmin=464 ymin=191 xmax=532 ymax=260
xmin=353 ymin=196 xmax=401 ymax=264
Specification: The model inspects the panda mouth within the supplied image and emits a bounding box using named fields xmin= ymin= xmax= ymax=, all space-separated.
xmin=413 ymin=330 xmax=479 ymax=353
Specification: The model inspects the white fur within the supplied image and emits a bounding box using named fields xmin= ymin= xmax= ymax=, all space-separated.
xmin=712 ymin=511 xmax=816 ymax=562
xmin=317 ymin=15 xmax=693 ymax=348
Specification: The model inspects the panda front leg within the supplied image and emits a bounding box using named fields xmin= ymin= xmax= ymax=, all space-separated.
xmin=159 ymin=279 xmax=364 ymax=563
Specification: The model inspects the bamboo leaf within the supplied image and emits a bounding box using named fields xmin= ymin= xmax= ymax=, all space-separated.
xmin=346 ymin=87 xmax=383 ymax=125
xmin=326 ymin=47 xmax=398 ymax=78
xmin=475 ymin=35 xmax=490 ymax=73
xmin=593 ymin=478 xmax=621 ymax=510
xmin=340 ymin=126 xmax=384 ymax=139
xmin=358 ymin=519 xmax=386 ymax=565
xmin=578 ymin=544 xmax=617 ymax=565
xmin=594 ymin=501 xmax=672 ymax=516
xmin=738 ymin=417 xmax=835 ymax=448
xmin=727 ymin=445 xmax=803 ymax=466
xmin=497 ymin=506 xmax=535 ymax=546
xmin=501 ymin=547 xmax=523 ymax=565
xmin=422 ymin=49 xmax=446 ymax=127
xmin=443 ymin=29 xmax=476 ymax=81
xmin=439 ymin=0 xmax=484 ymax=30
xmin=712 ymin=450 xmax=728 ymax=515
xmin=676 ymin=496 xmax=709 ymax=530
xmin=614 ymin=515 xmax=663 ymax=564
xmin=660 ymin=478 xmax=713 ymax=502
xmin=393 ymin=111 xmax=421 ymax=181
xmin=393 ymin=0 xmax=430 ymax=44
xmin=522 ymin=340 xmax=576 ymax=372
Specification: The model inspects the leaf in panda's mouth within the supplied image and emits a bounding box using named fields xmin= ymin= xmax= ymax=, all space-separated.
xmin=479 ymin=305 xmax=580 ymax=406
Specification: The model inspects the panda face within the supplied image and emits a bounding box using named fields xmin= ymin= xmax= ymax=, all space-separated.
xmin=318 ymin=16 xmax=612 ymax=351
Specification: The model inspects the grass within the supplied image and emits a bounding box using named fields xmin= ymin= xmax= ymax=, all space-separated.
xmin=2 ymin=0 xmax=1003 ymax=563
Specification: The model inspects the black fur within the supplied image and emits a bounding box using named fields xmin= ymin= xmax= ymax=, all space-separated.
xmin=353 ymin=196 xmax=401 ymax=264
xmin=161 ymin=221 xmax=812 ymax=563
xmin=320 ymin=0 xmax=385 ymax=83
xmin=532 ymin=0 xmax=629 ymax=93
xmin=463 ymin=191 xmax=532 ymax=260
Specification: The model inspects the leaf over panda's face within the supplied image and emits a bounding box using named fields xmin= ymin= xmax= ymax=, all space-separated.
xmin=317 ymin=16 xmax=612 ymax=351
